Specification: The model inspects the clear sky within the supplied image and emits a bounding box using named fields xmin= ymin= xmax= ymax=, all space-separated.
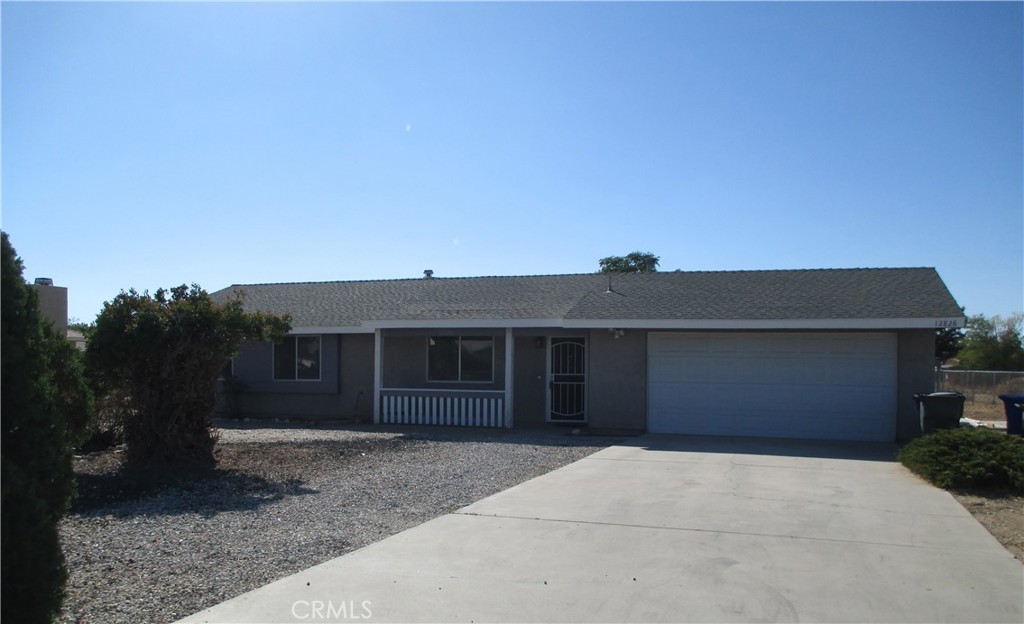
xmin=2 ymin=1 xmax=1021 ymax=323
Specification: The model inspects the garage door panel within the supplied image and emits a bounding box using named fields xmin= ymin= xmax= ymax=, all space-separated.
xmin=668 ymin=407 xmax=889 ymax=440
xmin=665 ymin=389 xmax=891 ymax=415
xmin=648 ymin=332 xmax=897 ymax=442
xmin=696 ymin=387 xmax=886 ymax=405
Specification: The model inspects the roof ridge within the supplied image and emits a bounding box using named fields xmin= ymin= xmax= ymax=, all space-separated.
xmin=223 ymin=267 xmax=937 ymax=289
xmin=668 ymin=267 xmax=936 ymax=274
xmin=224 ymin=273 xmax=606 ymax=288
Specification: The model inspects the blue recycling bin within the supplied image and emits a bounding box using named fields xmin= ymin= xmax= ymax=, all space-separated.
xmin=997 ymin=394 xmax=1024 ymax=436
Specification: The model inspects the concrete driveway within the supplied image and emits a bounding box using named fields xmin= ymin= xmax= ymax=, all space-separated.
xmin=182 ymin=435 xmax=1023 ymax=623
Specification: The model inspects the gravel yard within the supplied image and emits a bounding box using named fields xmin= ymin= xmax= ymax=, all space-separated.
xmin=58 ymin=424 xmax=1022 ymax=624
xmin=950 ymin=489 xmax=1024 ymax=562
xmin=59 ymin=424 xmax=615 ymax=624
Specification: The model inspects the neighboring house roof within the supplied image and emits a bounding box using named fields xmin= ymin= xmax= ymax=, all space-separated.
xmin=211 ymin=268 xmax=964 ymax=332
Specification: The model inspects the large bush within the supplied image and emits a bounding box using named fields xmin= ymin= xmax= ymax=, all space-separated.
xmin=899 ymin=428 xmax=1024 ymax=491
xmin=87 ymin=285 xmax=289 ymax=468
xmin=1 ymin=231 xmax=93 ymax=623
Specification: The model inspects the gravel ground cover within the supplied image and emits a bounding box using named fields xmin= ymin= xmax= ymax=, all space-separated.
xmin=950 ymin=489 xmax=1024 ymax=562
xmin=58 ymin=424 xmax=1022 ymax=624
xmin=59 ymin=424 xmax=615 ymax=624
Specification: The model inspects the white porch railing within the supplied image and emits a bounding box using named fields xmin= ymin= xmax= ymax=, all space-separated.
xmin=379 ymin=389 xmax=505 ymax=427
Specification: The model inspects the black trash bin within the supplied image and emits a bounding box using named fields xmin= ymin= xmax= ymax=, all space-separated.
xmin=913 ymin=392 xmax=966 ymax=434
xmin=997 ymin=394 xmax=1024 ymax=436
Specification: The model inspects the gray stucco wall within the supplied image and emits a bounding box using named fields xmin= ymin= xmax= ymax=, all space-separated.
xmin=229 ymin=334 xmax=374 ymax=420
xmin=224 ymin=326 xmax=935 ymax=438
xmin=513 ymin=336 xmax=548 ymax=427
xmin=340 ymin=334 xmax=375 ymax=420
xmin=508 ymin=329 xmax=648 ymax=430
xmin=234 ymin=336 xmax=339 ymax=394
xmin=587 ymin=329 xmax=647 ymax=431
xmin=381 ymin=335 xmax=425 ymax=389
xmin=381 ymin=330 xmax=506 ymax=391
xmin=896 ymin=329 xmax=936 ymax=441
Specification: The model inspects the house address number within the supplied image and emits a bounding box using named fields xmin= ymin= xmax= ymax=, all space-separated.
xmin=934 ymin=320 xmax=960 ymax=328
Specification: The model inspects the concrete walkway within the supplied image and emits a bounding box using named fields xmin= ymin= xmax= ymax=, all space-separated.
xmin=181 ymin=435 xmax=1023 ymax=623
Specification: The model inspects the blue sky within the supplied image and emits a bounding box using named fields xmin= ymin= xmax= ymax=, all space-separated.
xmin=2 ymin=1 xmax=1021 ymax=323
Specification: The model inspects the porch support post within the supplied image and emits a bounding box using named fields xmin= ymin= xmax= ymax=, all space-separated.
xmin=504 ymin=327 xmax=514 ymax=428
xmin=373 ymin=328 xmax=382 ymax=424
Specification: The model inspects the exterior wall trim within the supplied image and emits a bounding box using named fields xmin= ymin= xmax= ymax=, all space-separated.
xmin=368 ymin=318 xmax=565 ymax=330
xmin=504 ymin=327 xmax=514 ymax=428
xmin=373 ymin=329 xmax=382 ymax=424
xmin=381 ymin=387 xmax=502 ymax=394
xmin=293 ymin=326 xmax=372 ymax=334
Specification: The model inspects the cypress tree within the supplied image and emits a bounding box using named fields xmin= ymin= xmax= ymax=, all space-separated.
xmin=2 ymin=231 xmax=92 ymax=623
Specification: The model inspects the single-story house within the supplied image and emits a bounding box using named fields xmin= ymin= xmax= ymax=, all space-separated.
xmin=212 ymin=268 xmax=964 ymax=442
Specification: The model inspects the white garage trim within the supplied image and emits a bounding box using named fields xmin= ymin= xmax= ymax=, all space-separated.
xmin=647 ymin=332 xmax=897 ymax=442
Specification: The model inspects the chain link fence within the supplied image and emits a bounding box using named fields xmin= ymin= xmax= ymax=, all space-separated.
xmin=935 ymin=369 xmax=1024 ymax=421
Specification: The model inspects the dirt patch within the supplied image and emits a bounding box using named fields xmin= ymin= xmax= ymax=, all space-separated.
xmin=951 ymin=488 xmax=1024 ymax=562
xmin=962 ymin=400 xmax=1011 ymax=424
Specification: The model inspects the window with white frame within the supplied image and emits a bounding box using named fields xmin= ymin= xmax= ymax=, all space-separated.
xmin=274 ymin=335 xmax=321 ymax=381
xmin=427 ymin=336 xmax=494 ymax=382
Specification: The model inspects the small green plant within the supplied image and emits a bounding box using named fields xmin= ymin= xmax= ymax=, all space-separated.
xmin=899 ymin=428 xmax=1024 ymax=491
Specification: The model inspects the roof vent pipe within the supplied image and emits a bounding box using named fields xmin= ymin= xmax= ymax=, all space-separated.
xmin=423 ymin=270 xmax=434 ymax=279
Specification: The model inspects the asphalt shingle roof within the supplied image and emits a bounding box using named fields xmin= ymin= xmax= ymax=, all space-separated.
xmin=211 ymin=268 xmax=963 ymax=329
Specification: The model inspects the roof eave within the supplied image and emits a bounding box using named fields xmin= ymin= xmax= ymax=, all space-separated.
xmin=562 ymin=317 xmax=967 ymax=330
xmin=288 ymin=315 xmax=966 ymax=334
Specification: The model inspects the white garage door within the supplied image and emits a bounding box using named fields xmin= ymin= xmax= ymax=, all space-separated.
xmin=648 ymin=332 xmax=897 ymax=442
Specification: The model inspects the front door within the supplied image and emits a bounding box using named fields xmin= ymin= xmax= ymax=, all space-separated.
xmin=548 ymin=337 xmax=586 ymax=422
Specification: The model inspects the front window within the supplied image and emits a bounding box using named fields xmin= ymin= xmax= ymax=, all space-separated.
xmin=274 ymin=335 xmax=321 ymax=381
xmin=427 ymin=336 xmax=494 ymax=382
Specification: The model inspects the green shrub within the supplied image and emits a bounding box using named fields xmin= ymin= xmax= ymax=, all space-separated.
xmin=2 ymin=232 xmax=93 ymax=623
xmin=77 ymin=389 xmax=130 ymax=454
xmin=87 ymin=285 xmax=289 ymax=468
xmin=899 ymin=428 xmax=1024 ymax=491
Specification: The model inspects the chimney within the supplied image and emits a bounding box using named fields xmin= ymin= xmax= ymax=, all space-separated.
xmin=423 ymin=270 xmax=434 ymax=279
xmin=30 ymin=278 xmax=67 ymax=335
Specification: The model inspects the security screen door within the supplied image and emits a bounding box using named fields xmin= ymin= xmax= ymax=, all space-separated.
xmin=549 ymin=338 xmax=586 ymax=422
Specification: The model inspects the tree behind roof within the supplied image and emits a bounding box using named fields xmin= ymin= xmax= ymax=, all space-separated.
xmin=955 ymin=313 xmax=1024 ymax=371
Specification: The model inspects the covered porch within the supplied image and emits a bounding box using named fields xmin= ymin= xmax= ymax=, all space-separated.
xmin=371 ymin=328 xmax=591 ymax=429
